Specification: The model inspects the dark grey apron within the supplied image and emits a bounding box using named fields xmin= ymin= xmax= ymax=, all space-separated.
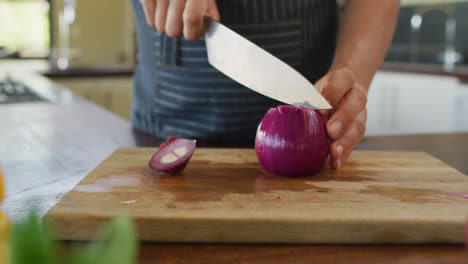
xmin=130 ymin=0 xmax=338 ymax=144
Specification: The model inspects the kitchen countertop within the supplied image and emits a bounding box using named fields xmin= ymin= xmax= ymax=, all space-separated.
xmin=2 ymin=59 xmax=468 ymax=81
xmin=1 ymin=61 xmax=467 ymax=263
xmin=0 ymin=59 xmax=134 ymax=78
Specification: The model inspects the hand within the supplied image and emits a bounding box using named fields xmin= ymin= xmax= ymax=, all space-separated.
xmin=139 ymin=0 xmax=220 ymax=41
xmin=315 ymin=68 xmax=368 ymax=170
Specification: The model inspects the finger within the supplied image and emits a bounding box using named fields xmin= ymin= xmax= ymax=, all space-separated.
xmin=327 ymin=83 xmax=367 ymax=140
xmin=330 ymin=109 xmax=367 ymax=170
xmin=321 ymin=68 xmax=355 ymax=107
xmin=183 ymin=0 xmax=207 ymax=41
xmin=314 ymin=75 xmax=332 ymax=119
xmin=166 ymin=0 xmax=185 ymax=38
xmin=140 ymin=0 xmax=156 ymax=27
xmin=207 ymin=0 xmax=220 ymax=21
xmin=155 ymin=0 xmax=169 ymax=32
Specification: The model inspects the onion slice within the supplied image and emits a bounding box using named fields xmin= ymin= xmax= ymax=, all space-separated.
xmin=149 ymin=136 xmax=197 ymax=174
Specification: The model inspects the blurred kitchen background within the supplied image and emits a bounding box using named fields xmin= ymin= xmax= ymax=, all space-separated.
xmin=1 ymin=0 xmax=468 ymax=135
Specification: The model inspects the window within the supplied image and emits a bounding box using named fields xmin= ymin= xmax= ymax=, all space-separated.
xmin=0 ymin=0 xmax=51 ymax=58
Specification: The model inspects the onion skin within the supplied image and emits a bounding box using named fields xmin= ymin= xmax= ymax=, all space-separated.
xmin=255 ymin=105 xmax=330 ymax=177
xmin=159 ymin=136 xmax=178 ymax=149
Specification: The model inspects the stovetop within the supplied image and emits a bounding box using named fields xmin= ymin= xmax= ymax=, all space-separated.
xmin=0 ymin=78 xmax=46 ymax=104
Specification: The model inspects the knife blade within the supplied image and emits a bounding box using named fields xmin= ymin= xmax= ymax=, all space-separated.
xmin=204 ymin=17 xmax=332 ymax=110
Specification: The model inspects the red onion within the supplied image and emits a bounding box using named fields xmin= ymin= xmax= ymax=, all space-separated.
xmin=149 ymin=136 xmax=196 ymax=174
xmin=255 ymin=105 xmax=330 ymax=177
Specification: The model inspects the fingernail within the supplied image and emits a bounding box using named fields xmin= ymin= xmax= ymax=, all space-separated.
xmin=330 ymin=121 xmax=342 ymax=136
xmin=337 ymin=145 xmax=343 ymax=157
xmin=335 ymin=159 xmax=341 ymax=169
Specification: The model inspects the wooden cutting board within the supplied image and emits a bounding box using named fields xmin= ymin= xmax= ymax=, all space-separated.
xmin=46 ymin=148 xmax=468 ymax=244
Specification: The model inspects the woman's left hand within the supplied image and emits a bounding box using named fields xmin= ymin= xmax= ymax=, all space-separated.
xmin=315 ymin=67 xmax=368 ymax=170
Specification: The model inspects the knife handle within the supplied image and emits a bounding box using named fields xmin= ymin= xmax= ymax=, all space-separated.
xmin=202 ymin=15 xmax=214 ymax=36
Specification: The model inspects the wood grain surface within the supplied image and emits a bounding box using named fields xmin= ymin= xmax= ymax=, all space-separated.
xmin=47 ymin=148 xmax=468 ymax=244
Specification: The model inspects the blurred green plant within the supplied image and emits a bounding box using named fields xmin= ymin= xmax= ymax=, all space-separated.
xmin=11 ymin=211 xmax=57 ymax=264
xmin=69 ymin=217 xmax=138 ymax=264
xmin=11 ymin=210 xmax=138 ymax=264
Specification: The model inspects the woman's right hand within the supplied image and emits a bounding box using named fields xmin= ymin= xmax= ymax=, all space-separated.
xmin=139 ymin=0 xmax=220 ymax=41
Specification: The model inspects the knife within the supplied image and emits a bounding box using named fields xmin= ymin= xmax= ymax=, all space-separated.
xmin=204 ymin=17 xmax=332 ymax=110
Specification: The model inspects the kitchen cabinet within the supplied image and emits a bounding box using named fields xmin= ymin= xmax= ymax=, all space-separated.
xmin=51 ymin=77 xmax=133 ymax=120
xmin=366 ymin=71 xmax=468 ymax=135
xmin=51 ymin=0 xmax=136 ymax=67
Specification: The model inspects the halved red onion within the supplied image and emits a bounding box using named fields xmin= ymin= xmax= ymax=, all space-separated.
xmin=149 ymin=136 xmax=197 ymax=174
xmin=255 ymin=105 xmax=330 ymax=177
